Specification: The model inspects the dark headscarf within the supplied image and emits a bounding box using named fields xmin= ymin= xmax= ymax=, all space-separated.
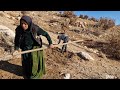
xmin=20 ymin=15 xmax=33 ymax=31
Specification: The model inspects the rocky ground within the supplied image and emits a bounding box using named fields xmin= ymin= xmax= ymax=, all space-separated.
xmin=0 ymin=11 xmax=120 ymax=79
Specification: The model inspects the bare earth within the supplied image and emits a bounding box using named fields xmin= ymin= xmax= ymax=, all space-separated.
xmin=0 ymin=11 xmax=120 ymax=79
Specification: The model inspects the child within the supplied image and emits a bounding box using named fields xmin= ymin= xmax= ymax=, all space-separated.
xmin=57 ymin=32 xmax=69 ymax=53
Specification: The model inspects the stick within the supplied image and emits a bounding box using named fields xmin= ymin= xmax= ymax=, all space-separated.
xmin=14 ymin=40 xmax=84 ymax=55
xmin=71 ymin=43 xmax=96 ymax=54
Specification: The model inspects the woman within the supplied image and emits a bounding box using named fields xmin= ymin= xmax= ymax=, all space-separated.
xmin=13 ymin=15 xmax=54 ymax=79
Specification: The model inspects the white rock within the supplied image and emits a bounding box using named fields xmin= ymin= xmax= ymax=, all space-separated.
xmin=0 ymin=25 xmax=15 ymax=37
xmin=105 ymin=74 xmax=117 ymax=79
xmin=0 ymin=25 xmax=15 ymax=46
xmin=63 ymin=73 xmax=71 ymax=79
xmin=17 ymin=16 xmax=21 ymax=20
xmin=80 ymin=51 xmax=94 ymax=61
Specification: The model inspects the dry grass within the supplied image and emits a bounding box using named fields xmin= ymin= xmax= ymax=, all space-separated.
xmin=99 ymin=17 xmax=115 ymax=30
xmin=100 ymin=29 xmax=120 ymax=59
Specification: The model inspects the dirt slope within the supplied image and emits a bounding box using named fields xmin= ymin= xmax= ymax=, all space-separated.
xmin=0 ymin=11 xmax=120 ymax=79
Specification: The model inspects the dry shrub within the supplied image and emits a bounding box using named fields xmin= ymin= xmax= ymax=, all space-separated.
xmin=99 ymin=17 xmax=115 ymax=30
xmin=83 ymin=15 xmax=89 ymax=19
xmin=90 ymin=29 xmax=104 ymax=36
xmin=102 ymin=29 xmax=120 ymax=59
xmin=49 ymin=19 xmax=58 ymax=23
xmin=69 ymin=17 xmax=77 ymax=26
xmin=0 ymin=13 xmax=4 ymax=17
xmin=61 ymin=22 xmax=69 ymax=33
xmin=89 ymin=17 xmax=96 ymax=22
xmin=21 ymin=11 xmax=29 ymax=15
xmin=79 ymin=14 xmax=84 ymax=19
xmin=62 ymin=11 xmax=76 ymax=18
xmin=79 ymin=14 xmax=89 ymax=19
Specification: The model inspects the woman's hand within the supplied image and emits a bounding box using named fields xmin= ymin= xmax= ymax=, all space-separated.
xmin=49 ymin=44 xmax=54 ymax=48
xmin=12 ymin=49 xmax=21 ymax=56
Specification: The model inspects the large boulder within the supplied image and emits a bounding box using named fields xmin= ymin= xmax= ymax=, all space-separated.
xmin=0 ymin=25 xmax=15 ymax=47
xmin=79 ymin=51 xmax=94 ymax=61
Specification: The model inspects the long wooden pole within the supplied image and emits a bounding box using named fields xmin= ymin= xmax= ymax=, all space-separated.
xmin=14 ymin=40 xmax=84 ymax=55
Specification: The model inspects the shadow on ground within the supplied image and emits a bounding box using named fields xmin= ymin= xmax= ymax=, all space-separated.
xmin=0 ymin=61 xmax=22 ymax=76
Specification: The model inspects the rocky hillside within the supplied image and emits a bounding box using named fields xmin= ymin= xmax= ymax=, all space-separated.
xmin=0 ymin=11 xmax=120 ymax=79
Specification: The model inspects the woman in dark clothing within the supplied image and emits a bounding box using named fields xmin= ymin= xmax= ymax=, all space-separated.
xmin=13 ymin=15 xmax=54 ymax=79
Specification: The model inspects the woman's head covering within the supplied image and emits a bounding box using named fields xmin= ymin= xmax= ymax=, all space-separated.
xmin=20 ymin=15 xmax=33 ymax=31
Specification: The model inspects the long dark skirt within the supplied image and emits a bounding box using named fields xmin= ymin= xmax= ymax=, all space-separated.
xmin=22 ymin=46 xmax=45 ymax=79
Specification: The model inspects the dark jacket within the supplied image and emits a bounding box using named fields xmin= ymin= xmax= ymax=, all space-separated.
xmin=14 ymin=24 xmax=52 ymax=50
xmin=58 ymin=33 xmax=69 ymax=44
xmin=14 ymin=15 xmax=52 ymax=50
